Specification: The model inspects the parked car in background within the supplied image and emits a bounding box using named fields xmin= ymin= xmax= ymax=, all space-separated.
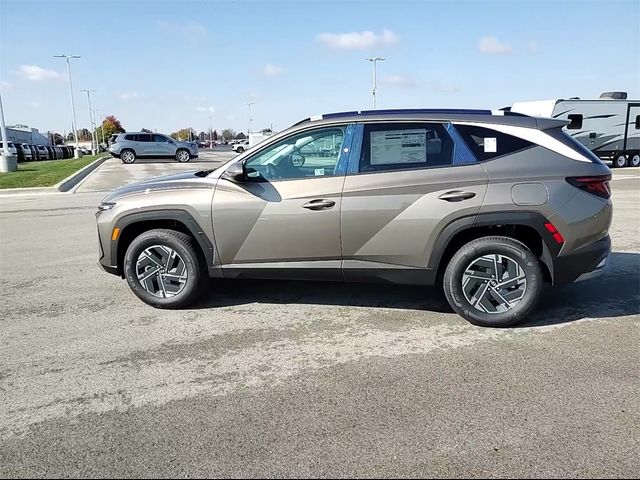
xmin=96 ymin=108 xmax=612 ymax=327
xmin=232 ymin=139 xmax=250 ymax=153
xmin=0 ymin=141 xmax=18 ymax=156
xmin=108 ymin=132 xmax=199 ymax=164
xmin=17 ymin=144 xmax=33 ymax=161
xmin=26 ymin=144 xmax=39 ymax=160
xmin=36 ymin=145 xmax=50 ymax=160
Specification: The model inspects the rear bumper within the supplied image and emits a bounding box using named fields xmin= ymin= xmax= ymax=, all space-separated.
xmin=553 ymin=235 xmax=611 ymax=285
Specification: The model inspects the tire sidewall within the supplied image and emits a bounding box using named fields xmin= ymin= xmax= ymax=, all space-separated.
xmin=614 ymin=154 xmax=627 ymax=168
xmin=124 ymin=231 xmax=202 ymax=308
xmin=630 ymin=154 xmax=640 ymax=167
xmin=444 ymin=238 xmax=543 ymax=327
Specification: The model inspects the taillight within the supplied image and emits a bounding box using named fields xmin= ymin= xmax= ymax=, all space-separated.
xmin=566 ymin=175 xmax=611 ymax=199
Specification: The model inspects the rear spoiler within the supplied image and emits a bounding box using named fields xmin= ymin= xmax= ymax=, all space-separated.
xmin=535 ymin=117 xmax=570 ymax=130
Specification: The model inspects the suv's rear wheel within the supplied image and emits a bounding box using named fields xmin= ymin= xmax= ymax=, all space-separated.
xmin=124 ymin=229 xmax=205 ymax=308
xmin=443 ymin=236 xmax=543 ymax=327
xmin=121 ymin=149 xmax=136 ymax=164
xmin=176 ymin=149 xmax=190 ymax=163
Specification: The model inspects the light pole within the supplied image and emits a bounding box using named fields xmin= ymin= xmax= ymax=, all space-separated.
xmin=208 ymin=115 xmax=213 ymax=147
xmin=246 ymin=102 xmax=255 ymax=135
xmin=54 ymin=54 xmax=81 ymax=157
xmin=0 ymin=87 xmax=17 ymax=171
xmin=80 ymin=89 xmax=96 ymax=154
xmin=366 ymin=57 xmax=385 ymax=109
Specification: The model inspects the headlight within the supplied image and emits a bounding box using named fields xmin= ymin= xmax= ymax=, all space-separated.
xmin=98 ymin=202 xmax=116 ymax=211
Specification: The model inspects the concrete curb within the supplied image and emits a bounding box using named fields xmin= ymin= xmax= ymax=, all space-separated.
xmin=0 ymin=156 xmax=109 ymax=197
xmin=56 ymin=156 xmax=109 ymax=192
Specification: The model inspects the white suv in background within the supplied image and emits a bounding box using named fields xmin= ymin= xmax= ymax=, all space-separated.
xmin=232 ymin=139 xmax=250 ymax=153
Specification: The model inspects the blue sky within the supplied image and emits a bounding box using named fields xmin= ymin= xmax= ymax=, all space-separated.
xmin=1 ymin=0 xmax=638 ymax=135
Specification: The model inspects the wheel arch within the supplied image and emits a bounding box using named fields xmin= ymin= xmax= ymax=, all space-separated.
xmin=428 ymin=211 xmax=559 ymax=284
xmin=113 ymin=210 xmax=216 ymax=277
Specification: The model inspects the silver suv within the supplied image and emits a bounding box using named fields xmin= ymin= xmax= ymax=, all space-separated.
xmin=96 ymin=109 xmax=612 ymax=327
xmin=108 ymin=132 xmax=198 ymax=164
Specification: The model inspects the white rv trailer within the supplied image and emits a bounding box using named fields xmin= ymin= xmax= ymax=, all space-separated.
xmin=510 ymin=92 xmax=640 ymax=167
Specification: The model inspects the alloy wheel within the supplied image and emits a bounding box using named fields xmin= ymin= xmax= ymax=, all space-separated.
xmin=136 ymin=245 xmax=188 ymax=298
xmin=177 ymin=150 xmax=190 ymax=162
xmin=122 ymin=151 xmax=135 ymax=163
xmin=630 ymin=154 xmax=640 ymax=168
xmin=462 ymin=254 xmax=527 ymax=314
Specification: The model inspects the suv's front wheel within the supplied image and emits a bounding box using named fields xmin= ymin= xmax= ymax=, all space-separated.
xmin=443 ymin=236 xmax=543 ymax=327
xmin=124 ymin=229 xmax=205 ymax=308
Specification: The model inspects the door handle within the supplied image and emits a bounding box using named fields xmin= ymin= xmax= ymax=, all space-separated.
xmin=302 ymin=199 xmax=336 ymax=210
xmin=438 ymin=191 xmax=476 ymax=202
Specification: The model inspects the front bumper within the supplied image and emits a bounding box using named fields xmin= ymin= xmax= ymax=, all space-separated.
xmin=553 ymin=235 xmax=611 ymax=285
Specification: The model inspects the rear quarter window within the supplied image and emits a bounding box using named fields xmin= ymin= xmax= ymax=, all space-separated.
xmin=454 ymin=125 xmax=534 ymax=161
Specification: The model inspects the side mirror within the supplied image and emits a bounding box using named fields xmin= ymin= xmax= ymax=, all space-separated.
xmin=225 ymin=161 xmax=245 ymax=182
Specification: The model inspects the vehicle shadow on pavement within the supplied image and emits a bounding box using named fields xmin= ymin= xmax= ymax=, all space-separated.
xmin=195 ymin=252 xmax=639 ymax=327
xmin=517 ymin=251 xmax=640 ymax=327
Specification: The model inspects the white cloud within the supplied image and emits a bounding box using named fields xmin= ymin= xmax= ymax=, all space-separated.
xmin=119 ymin=91 xmax=139 ymax=101
xmin=383 ymin=74 xmax=419 ymax=88
xmin=156 ymin=20 xmax=207 ymax=42
xmin=316 ymin=29 xmax=399 ymax=50
xmin=477 ymin=36 xmax=513 ymax=55
xmin=196 ymin=105 xmax=215 ymax=113
xmin=263 ymin=63 xmax=284 ymax=77
xmin=29 ymin=102 xmax=40 ymax=108
xmin=17 ymin=65 xmax=61 ymax=81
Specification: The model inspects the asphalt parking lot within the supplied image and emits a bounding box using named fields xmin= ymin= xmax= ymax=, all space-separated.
xmin=76 ymin=149 xmax=237 ymax=193
xmin=0 ymin=167 xmax=638 ymax=477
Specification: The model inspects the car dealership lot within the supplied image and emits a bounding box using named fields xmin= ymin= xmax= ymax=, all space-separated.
xmin=0 ymin=170 xmax=638 ymax=477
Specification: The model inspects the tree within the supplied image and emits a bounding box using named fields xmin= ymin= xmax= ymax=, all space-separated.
xmin=235 ymin=132 xmax=246 ymax=140
xmin=212 ymin=130 xmax=218 ymax=141
xmin=97 ymin=115 xmax=125 ymax=142
xmin=261 ymin=128 xmax=272 ymax=134
xmin=198 ymin=131 xmax=207 ymax=141
xmin=169 ymin=128 xmax=195 ymax=141
xmin=52 ymin=133 xmax=64 ymax=145
xmin=221 ymin=129 xmax=235 ymax=141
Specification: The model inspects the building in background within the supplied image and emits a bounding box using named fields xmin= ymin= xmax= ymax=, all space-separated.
xmin=0 ymin=124 xmax=50 ymax=145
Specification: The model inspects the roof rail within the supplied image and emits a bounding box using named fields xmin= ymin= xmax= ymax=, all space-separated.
xmin=294 ymin=108 xmax=528 ymax=125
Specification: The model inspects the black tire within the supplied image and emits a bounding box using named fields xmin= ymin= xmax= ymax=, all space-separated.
xmin=613 ymin=153 xmax=628 ymax=168
xmin=123 ymin=229 xmax=206 ymax=309
xmin=121 ymin=149 xmax=136 ymax=164
xmin=176 ymin=149 xmax=191 ymax=163
xmin=443 ymin=236 xmax=543 ymax=327
xmin=629 ymin=152 xmax=640 ymax=168
xmin=236 ymin=146 xmax=244 ymax=153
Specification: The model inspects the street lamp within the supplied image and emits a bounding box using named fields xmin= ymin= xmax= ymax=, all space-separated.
xmin=80 ymin=89 xmax=96 ymax=154
xmin=93 ymin=109 xmax=102 ymax=149
xmin=54 ymin=54 xmax=81 ymax=157
xmin=208 ymin=115 xmax=213 ymax=147
xmin=366 ymin=57 xmax=385 ymax=109
xmin=246 ymin=102 xmax=255 ymax=135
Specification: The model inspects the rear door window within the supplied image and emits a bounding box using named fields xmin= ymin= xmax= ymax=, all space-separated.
xmin=358 ymin=123 xmax=463 ymax=173
xmin=138 ymin=134 xmax=152 ymax=142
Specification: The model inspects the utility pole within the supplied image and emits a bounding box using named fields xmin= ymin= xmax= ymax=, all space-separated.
xmin=246 ymin=102 xmax=255 ymax=135
xmin=54 ymin=54 xmax=81 ymax=157
xmin=366 ymin=57 xmax=385 ymax=110
xmin=80 ymin=89 xmax=96 ymax=154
